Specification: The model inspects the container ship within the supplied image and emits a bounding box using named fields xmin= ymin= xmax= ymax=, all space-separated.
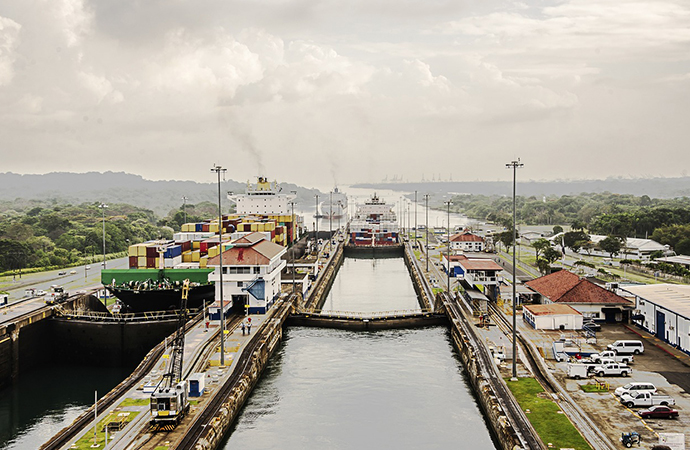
xmin=103 ymin=177 xmax=301 ymax=313
xmin=102 ymin=268 xmax=214 ymax=313
xmin=318 ymin=187 xmax=348 ymax=219
xmin=348 ymin=193 xmax=399 ymax=246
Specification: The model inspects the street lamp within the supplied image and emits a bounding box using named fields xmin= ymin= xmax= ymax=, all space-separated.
xmin=329 ymin=191 xmax=333 ymax=249
xmin=290 ymin=191 xmax=297 ymax=296
xmin=99 ymin=203 xmax=107 ymax=270
xmin=414 ymin=191 xmax=417 ymax=246
xmin=506 ymin=158 xmax=524 ymax=381
xmin=211 ymin=164 xmax=227 ymax=367
xmin=424 ymin=194 xmax=430 ymax=272
xmin=445 ymin=200 xmax=452 ymax=297
xmin=314 ymin=194 xmax=319 ymax=253
xmin=182 ymin=196 xmax=188 ymax=225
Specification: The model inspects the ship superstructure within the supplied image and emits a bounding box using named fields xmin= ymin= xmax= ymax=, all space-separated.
xmin=349 ymin=194 xmax=399 ymax=246
xmin=318 ymin=187 xmax=348 ymax=219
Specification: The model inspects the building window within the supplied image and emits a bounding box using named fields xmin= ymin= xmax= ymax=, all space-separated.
xmin=254 ymin=267 xmax=261 ymax=274
xmin=237 ymin=281 xmax=244 ymax=288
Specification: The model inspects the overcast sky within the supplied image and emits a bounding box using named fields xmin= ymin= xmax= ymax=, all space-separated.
xmin=1 ymin=0 xmax=689 ymax=189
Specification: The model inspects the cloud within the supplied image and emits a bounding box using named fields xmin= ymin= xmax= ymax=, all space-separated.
xmin=0 ymin=16 xmax=21 ymax=85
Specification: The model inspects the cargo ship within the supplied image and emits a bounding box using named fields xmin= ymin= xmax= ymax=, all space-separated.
xmin=318 ymin=187 xmax=348 ymax=219
xmin=348 ymin=193 xmax=399 ymax=246
xmin=102 ymin=268 xmax=214 ymax=313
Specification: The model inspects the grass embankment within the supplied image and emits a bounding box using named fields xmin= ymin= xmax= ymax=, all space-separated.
xmin=72 ymin=410 xmax=139 ymax=450
xmin=506 ymin=378 xmax=592 ymax=450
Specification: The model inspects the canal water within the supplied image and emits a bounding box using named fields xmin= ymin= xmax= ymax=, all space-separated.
xmin=220 ymin=256 xmax=498 ymax=450
xmin=0 ymin=363 xmax=130 ymax=450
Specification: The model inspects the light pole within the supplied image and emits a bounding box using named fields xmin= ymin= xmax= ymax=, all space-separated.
xmin=414 ymin=191 xmax=417 ymax=246
xmin=182 ymin=196 xmax=188 ymax=225
xmin=506 ymin=158 xmax=523 ymax=381
xmin=290 ymin=191 xmax=297 ymax=296
xmin=445 ymin=200 xmax=452 ymax=297
xmin=329 ymin=191 xmax=333 ymax=249
xmin=99 ymin=203 xmax=107 ymax=270
xmin=424 ymin=194 xmax=430 ymax=272
xmin=211 ymin=164 xmax=227 ymax=367
xmin=314 ymin=194 xmax=319 ymax=250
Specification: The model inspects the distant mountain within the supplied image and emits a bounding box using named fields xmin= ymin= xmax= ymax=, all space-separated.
xmin=0 ymin=172 xmax=321 ymax=216
xmin=353 ymin=177 xmax=690 ymax=200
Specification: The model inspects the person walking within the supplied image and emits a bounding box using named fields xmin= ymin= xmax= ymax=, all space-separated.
xmin=247 ymin=318 xmax=252 ymax=334
xmin=241 ymin=321 xmax=246 ymax=335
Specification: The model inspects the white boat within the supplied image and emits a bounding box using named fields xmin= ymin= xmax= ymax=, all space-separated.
xmin=318 ymin=187 xmax=347 ymax=219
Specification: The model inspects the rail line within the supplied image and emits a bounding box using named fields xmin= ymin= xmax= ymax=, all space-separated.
xmin=444 ymin=295 xmax=545 ymax=450
xmin=39 ymin=311 xmax=208 ymax=450
xmin=176 ymin=300 xmax=292 ymax=449
xmin=486 ymin=301 xmax=615 ymax=449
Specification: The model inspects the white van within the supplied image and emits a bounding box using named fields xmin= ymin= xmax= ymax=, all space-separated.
xmin=607 ymin=340 xmax=644 ymax=355
xmin=614 ymin=382 xmax=656 ymax=397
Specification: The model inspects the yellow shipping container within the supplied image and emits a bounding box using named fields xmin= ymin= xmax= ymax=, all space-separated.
xmin=182 ymin=251 xmax=192 ymax=263
xmin=192 ymin=250 xmax=200 ymax=262
xmin=192 ymin=241 xmax=201 ymax=250
xmin=265 ymin=222 xmax=276 ymax=231
xmin=208 ymin=247 xmax=219 ymax=258
xmin=128 ymin=245 xmax=138 ymax=257
xmin=200 ymin=256 xmax=208 ymax=268
xmin=138 ymin=257 xmax=146 ymax=267
xmin=250 ymin=223 xmax=258 ymax=232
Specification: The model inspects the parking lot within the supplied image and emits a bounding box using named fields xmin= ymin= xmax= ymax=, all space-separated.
xmin=548 ymin=324 xmax=690 ymax=445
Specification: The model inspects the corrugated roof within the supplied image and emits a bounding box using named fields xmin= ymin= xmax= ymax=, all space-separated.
xmin=621 ymin=284 xmax=690 ymax=319
xmin=447 ymin=254 xmax=502 ymax=271
xmin=524 ymin=304 xmax=582 ymax=316
xmin=526 ymin=270 xmax=632 ymax=305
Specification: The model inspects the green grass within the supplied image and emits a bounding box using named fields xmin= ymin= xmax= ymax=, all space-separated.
xmin=118 ymin=397 xmax=149 ymax=407
xmin=581 ymin=384 xmax=609 ymax=393
xmin=73 ymin=411 xmax=139 ymax=450
xmin=506 ymin=378 xmax=592 ymax=450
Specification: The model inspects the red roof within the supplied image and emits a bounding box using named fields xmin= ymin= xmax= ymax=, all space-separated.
xmin=207 ymin=238 xmax=285 ymax=266
xmin=450 ymin=232 xmax=484 ymax=243
xmin=525 ymin=270 xmax=632 ymax=305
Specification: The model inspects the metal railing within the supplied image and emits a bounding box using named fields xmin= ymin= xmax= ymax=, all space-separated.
xmin=313 ymin=309 xmax=431 ymax=319
xmin=54 ymin=306 xmax=199 ymax=322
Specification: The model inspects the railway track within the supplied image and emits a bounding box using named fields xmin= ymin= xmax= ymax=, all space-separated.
xmin=39 ymin=311 xmax=207 ymax=450
xmin=175 ymin=300 xmax=292 ymax=449
xmin=486 ymin=301 xmax=615 ymax=449
xmin=444 ymin=296 xmax=545 ymax=450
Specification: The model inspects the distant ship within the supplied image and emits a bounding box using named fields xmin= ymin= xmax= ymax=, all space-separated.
xmin=318 ymin=187 xmax=348 ymax=219
xmin=348 ymin=193 xmax=399 ymax=246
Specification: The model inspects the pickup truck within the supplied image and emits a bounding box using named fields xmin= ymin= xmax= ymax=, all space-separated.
xmin=592 ymin=363 xmax=632 ymax=377
xmin=620 ymin=391 xmax=675 ymax=408
xmin=590 ymin=350 xmax=633 ymax=365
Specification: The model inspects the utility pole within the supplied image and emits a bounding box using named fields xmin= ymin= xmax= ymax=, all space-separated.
xmin=506 ymin=158 xmax=523 ymax=381
xmin=414 ymin=191 xmax=417 ymax=247
xmin=99 ymin=203 xmax=108 ymax=270
xmin=182 ymin=196 xmax=188 ymax=224
xmin=211 ymin=164 xmax=227 ymax=367
xmin=424 ymin=194 xmax=430 ymax=272
xmin=290 ymin=191 xmax=297 ymax=296
xmin=315 ymin=194 xmax=319 ymax=245
xmin=445 ymin=200 xmax=452 ymax=297
xmin=329 ymin=191 xmax=333 ymax=249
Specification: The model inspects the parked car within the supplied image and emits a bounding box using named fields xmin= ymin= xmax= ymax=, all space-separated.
xmin=70 ymin=270 xmax=77 ymax=274
xmin=620 ymin=391 xmax=675 ymax=408
xmin=583 ymin=321 xmax=601 ymax=332
xmin=58 ymin=271 xmax=66 ymax=276
xmin=638 ymin=405 xmax=679 ymax=419
xmin=615 ymin=382 xmax=656 ymax=397
xmin=607 ymin=340 xmax=644 ymax=355
xmin=592 ymin=363 xmax=632 ymax=377
xmin=591 ymin=350 xmax=633 ymax=365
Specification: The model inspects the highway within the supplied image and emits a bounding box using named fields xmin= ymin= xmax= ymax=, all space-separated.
xmin=0 ymin=257 xmax=128 ymax=324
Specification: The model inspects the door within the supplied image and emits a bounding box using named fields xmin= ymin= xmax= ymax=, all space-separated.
xmin=656 ymin=310 xmax=666 ymax=340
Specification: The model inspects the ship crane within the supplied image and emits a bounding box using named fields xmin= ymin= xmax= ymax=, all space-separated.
xmin=150 ymin=279 xmax=191 ymax=428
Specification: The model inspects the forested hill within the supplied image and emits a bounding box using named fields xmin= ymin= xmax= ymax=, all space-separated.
xmin=0 ymin=172 xmax=319 ymax=216
xmin=354 ymin=176 xmax=690 ymax=199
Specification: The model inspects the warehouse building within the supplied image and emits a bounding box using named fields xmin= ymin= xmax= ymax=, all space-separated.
xmin=619 ymin=284 xmax=690 ymax=355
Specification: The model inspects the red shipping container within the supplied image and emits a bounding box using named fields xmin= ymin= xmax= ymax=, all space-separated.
xmin=146 ymin=257 xmax=156 ymax=268
xmin=146 ymin=246 xmax=157 ymax=258
xmin=202 ymin=223 xmax=210 ymax=232
xmin=129 ymin=256 xmax=137 ymax=267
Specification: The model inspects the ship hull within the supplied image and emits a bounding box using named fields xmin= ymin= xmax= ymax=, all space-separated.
xmin=106 ymin=284 xmax=215 ymax=314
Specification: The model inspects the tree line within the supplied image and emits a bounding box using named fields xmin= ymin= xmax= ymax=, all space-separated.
xmin=0 ymin=200 xmax=221 ymax=272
